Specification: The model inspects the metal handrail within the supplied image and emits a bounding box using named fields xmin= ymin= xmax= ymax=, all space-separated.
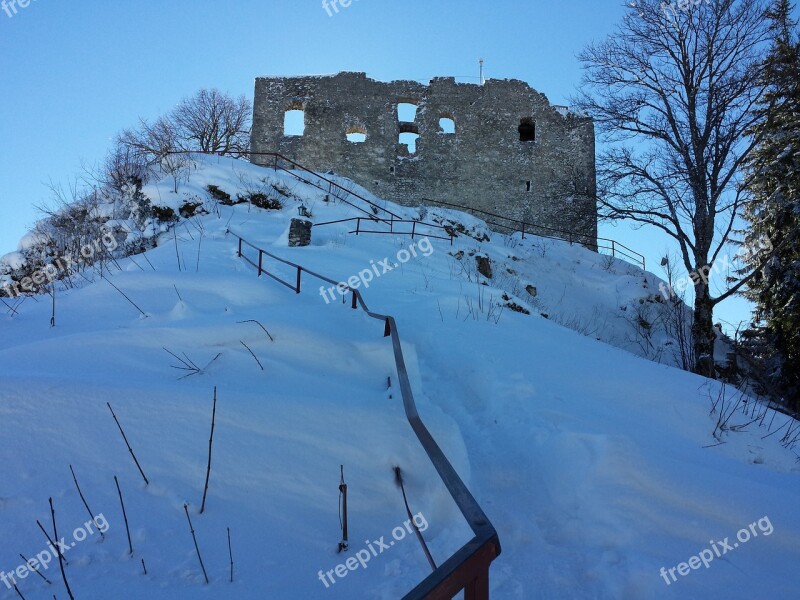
xmin=169 ymin=151 xmax=642 ymax=269
xmin=315 ymin=216 xmax=455 ymax=245
xmin=256 ymin=151 xmax=402 ymax=223
xmin=166 ymin=150 xmax=401 ymax=224
xmin=229 ymin=230 xmax=501 ymax=599
xmin=423 ymin=198 xmax=646 ymax=270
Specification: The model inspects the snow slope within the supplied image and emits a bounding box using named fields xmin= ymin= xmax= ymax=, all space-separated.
xmin=1 ymin=155 xmax=798 ymax=600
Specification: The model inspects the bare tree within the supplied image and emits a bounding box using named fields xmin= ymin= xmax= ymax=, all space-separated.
xmin=574 ymin=0 xmax=771 ymax=376
xmin=172 ymin=89 xmax=251 ymax=157
xmin=117 ymin=115 xmax=181 ymax=167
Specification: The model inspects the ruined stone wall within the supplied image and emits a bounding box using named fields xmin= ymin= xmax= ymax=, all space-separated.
xmin=251 ymin=72 xmax=597 ymax=243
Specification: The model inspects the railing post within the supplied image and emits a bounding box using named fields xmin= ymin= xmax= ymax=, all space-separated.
xmin=464 ymin=572 xmax=490 ymax=600
xmin=258 ymin=250 xmax=263 ymax=276
xmin=296 ymin=267 xmax=302 ymax=294
xmin=521 ymin=222 xmax=525 ymax=240
xmin=237 ymin=238 xmax=242 ymax=257
xmin=355 ymin=218 xmax=360 ymax=236
xmin=383 ymin=318 xmax=391 ymax=337
xmin=611 ymin=240 xmax=616 ymax=258
xmin=351 ymin=290 xmax=358 ymax=309
xmin=411 ymin=221 xmax=417 ymax=240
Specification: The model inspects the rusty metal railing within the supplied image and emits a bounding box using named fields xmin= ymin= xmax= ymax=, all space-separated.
xmin=423 ymin=198 xmax=646 ymax=270
xmin=315 ymin=216 xmax=455 ymax=245
xmin=230 ymin=230 xmax=501 ymax=599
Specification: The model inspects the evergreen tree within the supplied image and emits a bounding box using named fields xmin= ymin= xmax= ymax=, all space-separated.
xmin=741 ymin=0 xmax=800 ymax=410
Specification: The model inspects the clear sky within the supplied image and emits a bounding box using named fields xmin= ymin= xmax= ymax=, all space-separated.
xmin=0 ymin=0 xmax=756 ymax=331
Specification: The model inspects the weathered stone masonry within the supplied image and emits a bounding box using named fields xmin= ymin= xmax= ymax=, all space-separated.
xmin=250 ymin=72 xmax=597 ymax=243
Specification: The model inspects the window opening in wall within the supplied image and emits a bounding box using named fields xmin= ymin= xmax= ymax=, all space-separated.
xmin=526 ymin=181 xmax=532 ymax=192
xmin=398 ymin=132 xmax=420 ymax=154
xmin=345 ymin=126 xmax=367 ymax=143
xmin=519 ymin=118 xmax=536 ymax=142
xmin=397 ymin=102 xmax=418 ymax=122
xmin=439 ymin=116 xmax=456 ymax=134
xmin=284 ymin=107 xmax=305 ymax=136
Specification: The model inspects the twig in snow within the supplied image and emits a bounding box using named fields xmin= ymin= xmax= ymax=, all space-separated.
xmin=19 ymin=553 xmax=51 ymax=585
xmin=227 ymin=528 xmax=234 ymax=583
xmin=114 ymin=476 xmax=134 ymax=556
xmin=36 ymin=520 xmax=68 ymax=565
xmin=163 ymin=348 xmax=222 ymax=379
xmin=183 ymin=504 xmax=209 ymax=584
xmin=69 ymin=465 xmax=105 ymax=539
xmin=12 ymin=582 xmax=26 ymax=599
xmin=107 ymin=402 xmax=150 ymax=485
xmin=199 ymin=387 xmax=217 ymax=514
xmin=237 ymin=320 xmax=274 ymax=342
xmin=103 ymin=277 xmax=147 ymax=317
xmin=141 ymin=252 xmax=157 ymax=271
xmin=240 ymin=341 xmax=264 ymax=371
xmin=50 ymin=498 xmax=74 ymax=600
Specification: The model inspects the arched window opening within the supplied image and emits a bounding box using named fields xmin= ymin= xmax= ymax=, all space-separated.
xmin=346 ymin=126 xmax=367 ymax=143
xmin=439 ymin=115 xmax=456 ymax=134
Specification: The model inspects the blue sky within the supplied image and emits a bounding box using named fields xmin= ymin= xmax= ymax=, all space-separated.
xmin=0 ymin=0 xmax=755 ymax=330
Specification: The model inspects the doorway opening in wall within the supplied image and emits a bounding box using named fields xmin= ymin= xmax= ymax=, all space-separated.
xmin=284 ymin=105 xmax=305 ymax=136
xmin=399 ymin=132 xmax=420 ymax=155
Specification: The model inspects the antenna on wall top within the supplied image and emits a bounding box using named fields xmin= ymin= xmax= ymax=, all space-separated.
xmin=479 ymin=58 xmax=485 ymax=85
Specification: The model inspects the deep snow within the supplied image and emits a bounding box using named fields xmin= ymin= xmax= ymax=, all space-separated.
xmin=1 ymin=155 xmax=798 ymax=599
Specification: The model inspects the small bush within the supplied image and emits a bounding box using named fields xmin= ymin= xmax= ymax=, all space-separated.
xmin=239 ymin=192 xmax=282 ymax=210
xmin=179 ymin=201 xmax=207 ymax=218
xmin=206 ymin=185 xmax=235 ymax=205
xmin=152 ymin=206 xmax=177 ymax=222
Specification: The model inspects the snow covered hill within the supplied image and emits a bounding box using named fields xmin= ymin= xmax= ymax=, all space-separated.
xmin=1 ymin=155 xmax=798 ymax=599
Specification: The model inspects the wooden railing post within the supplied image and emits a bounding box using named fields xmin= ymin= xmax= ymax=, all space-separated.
xmin=351 ymin=291 xmax=358 ymax=309
xmin=258 ymin=250 xmax=263 ymax=276
xmin=296 ymin=267 xmax=302 ymax=294
xmin=464 ymin=573 xmax=490 ymax=600
xmin=355 ymin=218 xmax=361 ymax=235
xmin=411 ymin=221 xmax=417 ymax=240
xmin=237 ymin=238 xmax=242 ymax=257
xmin=521 ymin=222 xmax=525 ymax=240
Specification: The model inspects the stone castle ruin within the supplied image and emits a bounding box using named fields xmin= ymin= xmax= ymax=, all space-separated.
xmin=250 ymin=72 xmax=597 ymax=242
